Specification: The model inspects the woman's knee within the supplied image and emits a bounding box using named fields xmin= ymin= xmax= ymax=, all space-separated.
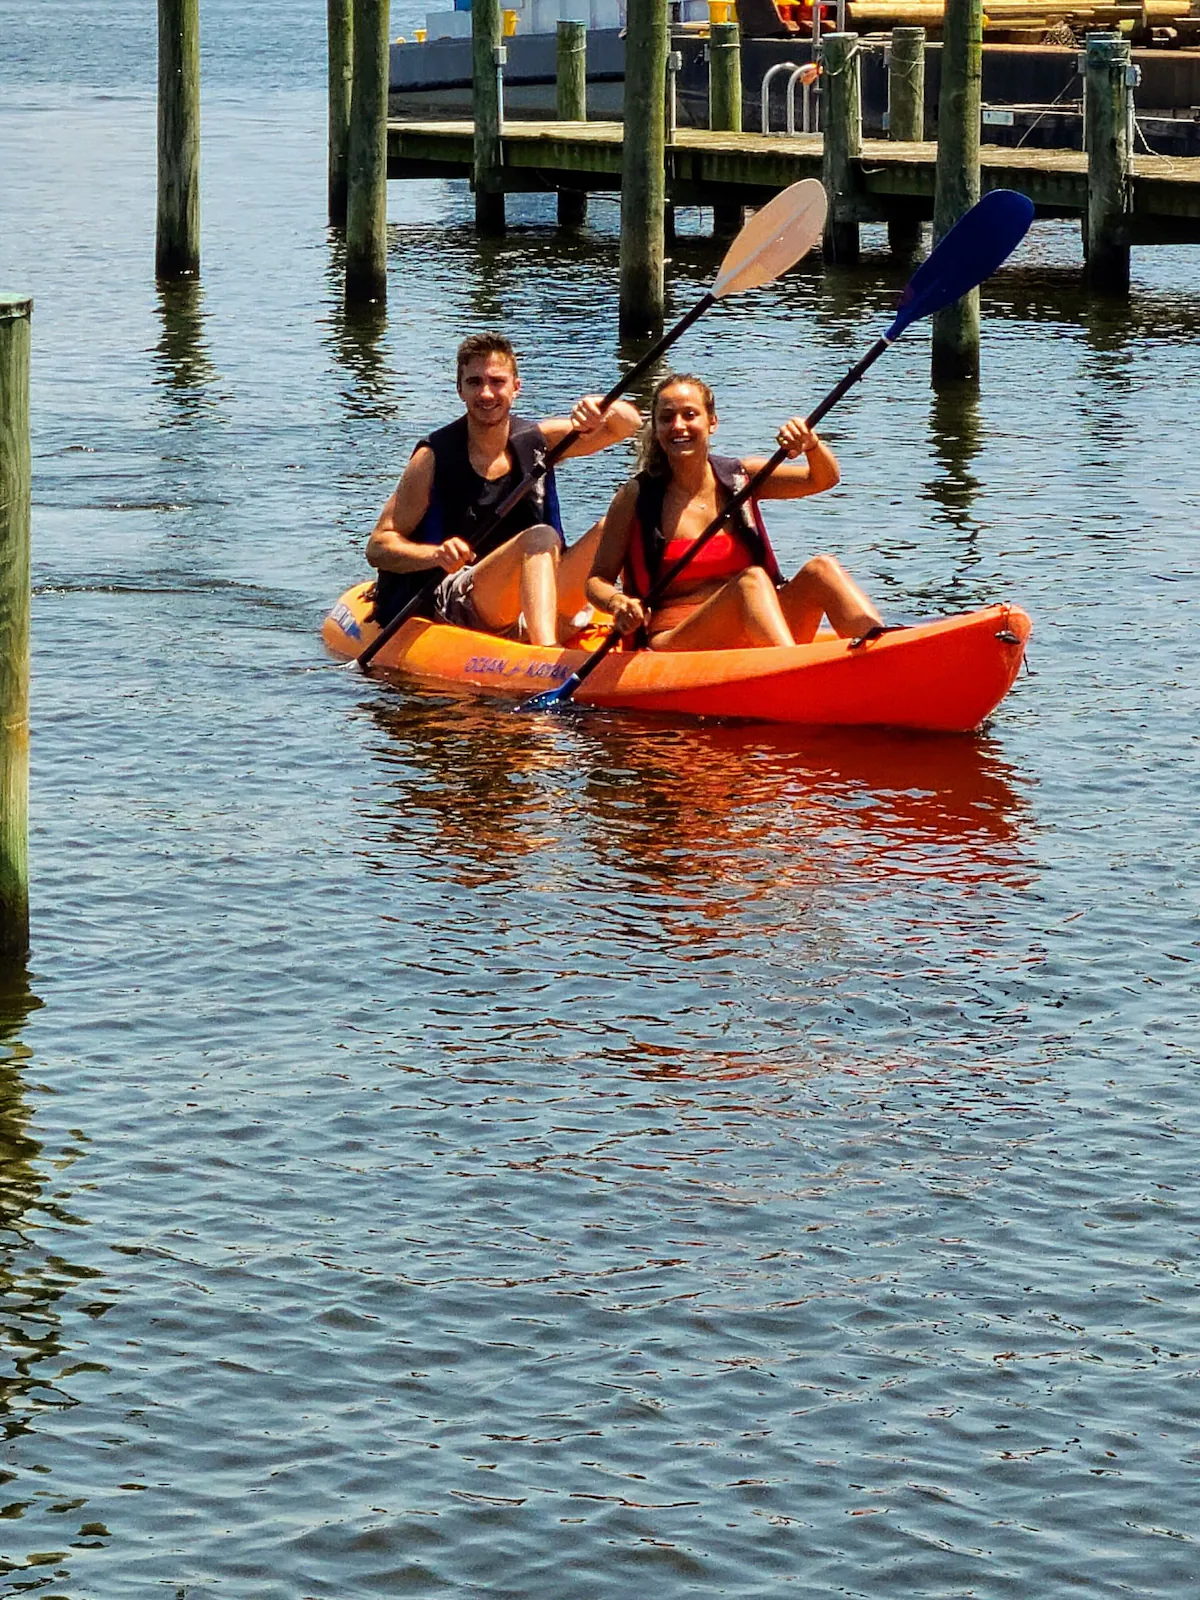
xmin=732 ymin=565 xmax=778 ymax=604
xmin=799 ymin=552 xmax=845 ymax=588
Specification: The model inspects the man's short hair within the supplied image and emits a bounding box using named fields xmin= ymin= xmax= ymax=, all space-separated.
xmin=456 ymin=332 xmax=518 ymax=384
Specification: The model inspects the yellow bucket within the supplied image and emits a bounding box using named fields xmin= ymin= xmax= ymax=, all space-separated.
xmin=503 ymin=8 xmax=518 ymax=33
xmin=708 ymin=0 xmax=735 ymax=21
xmin=414 ymin=26 xmax=427 ymax=40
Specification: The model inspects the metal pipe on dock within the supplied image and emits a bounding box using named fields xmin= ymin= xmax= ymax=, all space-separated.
xmin=619 ymin=0 xmax=668 ymax=335
xmin=156 ymin=0 xmax=201 ymax=279
xmin=931 ymin=0 xmax=982 ymax=382
xmin=328 ymin=0 xmax=353 ymax=228
xmin=709 ymin=22 xmax=744 ymax=238
xmin=556 ymin=20 xmax=588 ymax=229
xmin=0 ymin=296 xmax=31 ymax=964
xmin=887 ymin=27 xmax=926 ymax=261
xmin=346 ymin=0 xmax=390 ymax=302
xmin=1084 ymin=32 xmax=1133 ymax=294
xmin=821 ymin=33 xmax=862 ymax=264
xmin=472 ymin=0 xmax=506 ymax=234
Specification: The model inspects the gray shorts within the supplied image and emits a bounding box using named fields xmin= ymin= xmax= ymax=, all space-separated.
xmin=432 ymin=564 xmax=526 ymax=642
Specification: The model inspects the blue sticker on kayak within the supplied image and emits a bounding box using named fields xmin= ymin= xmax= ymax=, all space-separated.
xmin=329 ymin=601 xmax=362 ymax=640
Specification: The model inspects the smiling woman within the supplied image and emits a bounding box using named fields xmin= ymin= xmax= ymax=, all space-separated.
xmin=584 ymin=372 xmax=883 ymax=652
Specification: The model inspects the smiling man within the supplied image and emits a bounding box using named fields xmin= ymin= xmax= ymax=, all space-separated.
xmin=366 ymin=333 xmax=641 ymax=646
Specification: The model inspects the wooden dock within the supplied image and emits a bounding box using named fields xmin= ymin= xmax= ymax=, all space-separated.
xmin=387 ymin=119 xmax=1200 ymax=244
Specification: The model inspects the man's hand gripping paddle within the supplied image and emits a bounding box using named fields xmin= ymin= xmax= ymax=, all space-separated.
xmin=355 ymin=179 xmax=829 ymax=672
xmin=518 ymin=188 xmax=1036 ymax=715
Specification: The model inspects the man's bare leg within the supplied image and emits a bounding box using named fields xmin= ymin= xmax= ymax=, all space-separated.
xmin=468 ymin=524 xmax=561 ymax=645
xmin=555 ymin=519 xmax=606 ymax=626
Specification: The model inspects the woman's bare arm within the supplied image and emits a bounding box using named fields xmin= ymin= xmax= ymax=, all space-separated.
xmin=585 ymin=483 xmax=645 ymax=634
xmin=743 ymin=416 xmax=840 ymax=500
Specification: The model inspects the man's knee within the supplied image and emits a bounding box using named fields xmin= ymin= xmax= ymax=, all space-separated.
xmin=520 ymin=523 xmax=561 ymax=559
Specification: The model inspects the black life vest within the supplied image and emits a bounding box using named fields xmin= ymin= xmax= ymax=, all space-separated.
xmin=622 ymin=454 xmax=783 ymax=602
xmin=372 ymin=414 xmax=564 ymax=625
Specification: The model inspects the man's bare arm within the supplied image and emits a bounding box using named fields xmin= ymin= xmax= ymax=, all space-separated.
xmin=365 ymin=447 xmax=472 ymax=575
xmin=541 ymin=397 xmax=643 ymax=460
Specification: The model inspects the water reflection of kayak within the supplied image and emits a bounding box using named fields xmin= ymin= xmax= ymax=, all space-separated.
xmin=324 ymin=580 xmax=1030 ymax=732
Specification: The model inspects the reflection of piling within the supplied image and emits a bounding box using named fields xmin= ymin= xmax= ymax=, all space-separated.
xmin=1084 ymin=33 xmax=1133 ymax=295
xmin=887 ymin=27 xmax=925 ymax=260
xmin=473 ymin=0 xmax=506 ymax=234
xmin=709 ymin=23 xmax=743 ymax=238
xmin=0 ymin=298 xmax=31 ymax=963
xmin=156 ymin=0 xmax=201 ymax=279
xmin=821 ymin=34 xmax=862 ymax=264
xmin=346 ymin=0 xmax=390 ymax=302
xmin=328 ymin=0 xmax=353 ymax=227
xmin=619 ymin=0 xmax=668 ymax=334
xmin=556 ymin=21 xmax=588 ymax=229
xmin=931 ymin=0 xmax=982 ymax=382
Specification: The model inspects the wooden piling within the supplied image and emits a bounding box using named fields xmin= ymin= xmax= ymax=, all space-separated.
xmin=0 ymin=297 xmax=31 ymax=964
xmin=619 ymin=0 xmax=668 ymax=335
xmin=156 ymin=0 xmax=201 ymax=280
xmin=887 ymin=27 xmax=925 ymax=260
xmin=346 ymin=0 xmax=390 ymax=303
xmin=1084 ymin=32 xmax=1133 ymax=295
xmin=821 ymin=34 xmax=862 ymax=265
xmin=708 ymin=22 xmax=744 ymax=238
xmin=556 ymin=20 xmax=588 ymax=229
xmin=473 ymin=0 xmax=506 ymax=235
xmin=931 ymin=0 xmax=982 ymax=383
xmin=328 ymin=0 xmax=353 ymax=228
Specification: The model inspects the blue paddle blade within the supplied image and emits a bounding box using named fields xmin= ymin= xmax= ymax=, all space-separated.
xmin=515 ymin=673 xmax=581 ymax=714
xmin=886 ymin=189 xmax=1035 ymax=341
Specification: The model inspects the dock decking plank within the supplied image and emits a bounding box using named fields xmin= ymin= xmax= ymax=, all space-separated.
xmin=386 ymin=118 xmax=1200 ymax=240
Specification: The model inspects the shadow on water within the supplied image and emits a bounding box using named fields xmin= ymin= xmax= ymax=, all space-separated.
xmin=323 ymin=236 xmax=402 ymax=421
xmin=0 ymin=970 xmax=111 ymax=1575
xmin=152 ymin=280 xmax=222 ymax=424
xmin=360 ymin=689 xmax=1030 ymax=896
xmin=923 ymin=381 xmax=983 ymax=541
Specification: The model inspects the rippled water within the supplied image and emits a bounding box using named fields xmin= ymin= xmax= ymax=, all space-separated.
xmin=1 ymin=6 xmax=1198 ymax=1595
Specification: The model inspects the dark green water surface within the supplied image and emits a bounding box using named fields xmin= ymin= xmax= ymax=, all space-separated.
xmin=1 ymin=4 xmax=1198 ymax=1595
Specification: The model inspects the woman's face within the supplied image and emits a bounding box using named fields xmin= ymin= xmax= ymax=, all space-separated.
xmin=653 ymin=381 xmax=716 ymax=468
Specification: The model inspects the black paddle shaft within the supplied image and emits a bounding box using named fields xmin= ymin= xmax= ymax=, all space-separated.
xmin=533 ymin=335 xmax=893 ymax=702
xmin=356 ymin=292 xmax=717 ymax=672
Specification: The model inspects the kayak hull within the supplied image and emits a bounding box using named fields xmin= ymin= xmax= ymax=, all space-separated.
xmin=323 ymin=582 xmax=1031 ymax=732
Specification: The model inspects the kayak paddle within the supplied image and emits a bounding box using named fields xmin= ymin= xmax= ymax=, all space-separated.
xmin=518 ymin=187 xmax=1036 ymax=715
xmin=356 ymin=178 xmax=829 ymax=672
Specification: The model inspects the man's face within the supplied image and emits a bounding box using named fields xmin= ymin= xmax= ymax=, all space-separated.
xmin=458 ymin=354 xmax=520 ymax=427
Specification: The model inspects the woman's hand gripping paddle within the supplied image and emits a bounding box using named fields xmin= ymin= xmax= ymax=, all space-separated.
xmin=518 ymin=188 xmax=1036 ymax=714
xmin=355 ymin=180 xmax=829 ymax=672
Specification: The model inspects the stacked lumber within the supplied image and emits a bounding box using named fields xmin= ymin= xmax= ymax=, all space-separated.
xmin=845 ymin=0 xmax=1185 ymax=27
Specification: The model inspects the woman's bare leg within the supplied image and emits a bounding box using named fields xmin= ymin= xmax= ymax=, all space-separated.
xmin=649 ymin=567 xmax=795 ymax=652
xmin=469 ymin=524 xmax=561 ymax=645
xmin=777 ymin=554 xmax=882 ymax=643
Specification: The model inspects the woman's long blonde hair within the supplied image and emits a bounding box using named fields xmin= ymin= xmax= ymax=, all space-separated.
xmin=636 ymin=373 xmax=718 ymax=477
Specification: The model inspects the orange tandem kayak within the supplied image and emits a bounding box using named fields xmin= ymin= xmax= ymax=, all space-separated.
xmin=323 ymin=581 xmax=1031 ymax=732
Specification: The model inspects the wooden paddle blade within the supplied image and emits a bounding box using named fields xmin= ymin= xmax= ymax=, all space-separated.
xmin=711 ymin=179 xmax=828 ymax=299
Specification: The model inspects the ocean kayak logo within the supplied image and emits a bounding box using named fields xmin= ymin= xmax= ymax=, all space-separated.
xmin=464 ymin=655 xmax=571 ymax=682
